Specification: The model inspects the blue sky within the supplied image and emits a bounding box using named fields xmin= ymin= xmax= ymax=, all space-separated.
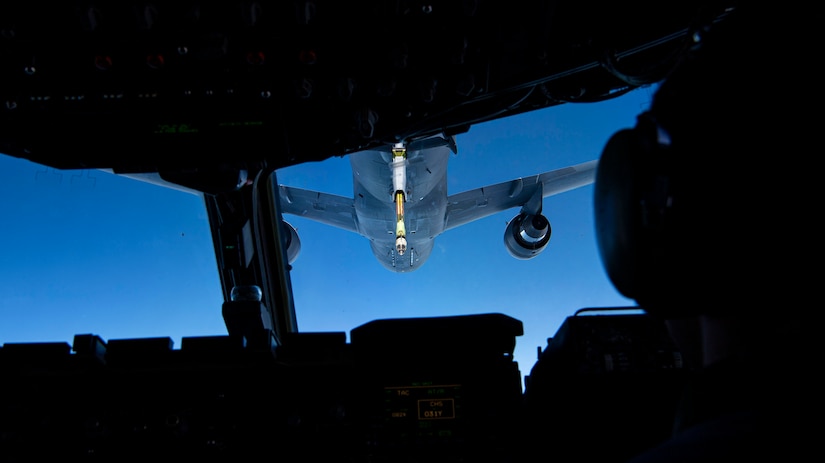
xmin=0 ymin=86 xmax=653 ymax=387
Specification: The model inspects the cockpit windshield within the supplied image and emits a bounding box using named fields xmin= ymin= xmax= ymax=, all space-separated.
xmin=0 ymin=86 xmax=653 ymax=387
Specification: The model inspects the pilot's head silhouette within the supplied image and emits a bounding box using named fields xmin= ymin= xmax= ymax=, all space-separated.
xmin=593 ymin=7 xmax=821 ymax=462
xmin=593 ymin=5 xmax=815 ymax=320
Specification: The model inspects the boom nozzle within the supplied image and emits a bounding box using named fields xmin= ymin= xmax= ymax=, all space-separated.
xmin=396 ymin=235 xmax=407 ymax=255
xmin=395 ymin=190 xmax=406 ymax=255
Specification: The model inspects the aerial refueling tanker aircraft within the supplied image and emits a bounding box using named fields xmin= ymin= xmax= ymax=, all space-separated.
xmin=276 ymin=133 xmax=598 ymax=272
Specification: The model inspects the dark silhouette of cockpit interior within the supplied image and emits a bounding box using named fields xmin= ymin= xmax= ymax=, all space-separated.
xmin=5 ymin=2 xmax=818 ymax=462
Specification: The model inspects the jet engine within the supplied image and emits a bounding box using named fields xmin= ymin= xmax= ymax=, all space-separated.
xmin=503 ymin=213 xmax=551 ymax=260
xmin=282 ymin=221 xmax=301 ymax=265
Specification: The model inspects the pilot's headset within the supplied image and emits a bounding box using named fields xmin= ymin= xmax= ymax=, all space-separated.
xmin=592 ymin=7 xmax=779 ymax=319
xmin=593 ymin=110 xmax=683 ymax=316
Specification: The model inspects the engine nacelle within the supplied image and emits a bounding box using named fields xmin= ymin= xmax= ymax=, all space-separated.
xmin=282 ymin=221 xmax=301 ymax=265
xmin=503 ymin=213 xmax=551 ymax=260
